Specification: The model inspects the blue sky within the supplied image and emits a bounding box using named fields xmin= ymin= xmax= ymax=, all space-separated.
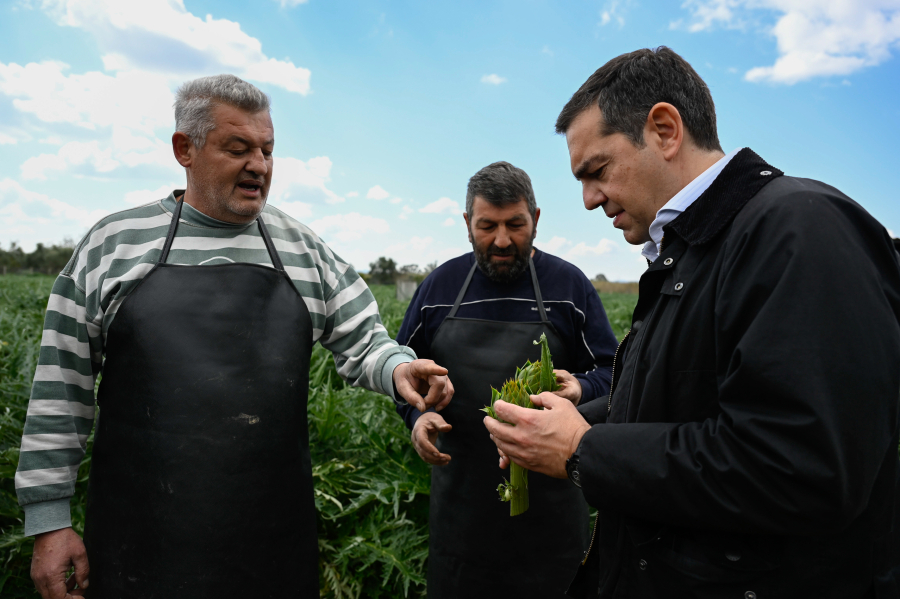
xmin=1 ymin=0 xmax=898 ymax=281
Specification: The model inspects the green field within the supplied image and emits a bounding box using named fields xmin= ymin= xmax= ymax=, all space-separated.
xmin=0 ymin=274 xmax=636 ymax=597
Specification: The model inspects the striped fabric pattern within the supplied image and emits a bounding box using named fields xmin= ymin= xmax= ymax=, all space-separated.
xmin=16 ymin=191 xmax=414 ymax=525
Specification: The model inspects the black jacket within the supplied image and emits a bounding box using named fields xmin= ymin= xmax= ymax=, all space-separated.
xmin=570 ymin=149 xmax=900 ymax=598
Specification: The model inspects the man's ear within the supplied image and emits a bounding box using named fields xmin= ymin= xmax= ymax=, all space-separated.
xmin=172 ymin=132 xmax=194 ymax=168
xmin=533 ymin=207 xmax=541 ymax=236
xmin=645 ymin=102 xmax=683 ymax=161
xmin=463 ymin=212 xmax=473 ymax=244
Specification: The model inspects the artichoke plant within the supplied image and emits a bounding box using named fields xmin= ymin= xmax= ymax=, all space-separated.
xmin=481 ymin=333 xmax=560 ymax=516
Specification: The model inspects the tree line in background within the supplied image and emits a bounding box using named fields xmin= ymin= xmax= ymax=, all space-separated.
xmin=363 ymin=257 xmax=439 ymax=285
xmin=0 ymin=242 xmax=76 ymax=276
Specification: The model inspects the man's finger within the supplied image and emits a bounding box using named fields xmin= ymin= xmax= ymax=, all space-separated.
xmin=71 ymin=546 xmax=89 ymax=592
xmin=420 ymin=375 xmax=444 ymax=407
xmin=409 ymin=361 xmax=449 ymax=379
xmin=397 ymin=379 xmax=426 ymax=412
xmin=529 ymin=391 xmax=563 ymax=409
xmin=491 ymin=399 xmax=533 ymax=425
xmin=434 ymin=378 xmax=454 ymax=411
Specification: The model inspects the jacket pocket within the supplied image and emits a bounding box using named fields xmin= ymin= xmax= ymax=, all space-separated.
xmin=652 ymin=529 xmax=782 ymax=585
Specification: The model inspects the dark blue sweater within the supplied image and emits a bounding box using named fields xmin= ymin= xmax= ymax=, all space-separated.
xmin=395 ymin=248 xmax=618 ymax=429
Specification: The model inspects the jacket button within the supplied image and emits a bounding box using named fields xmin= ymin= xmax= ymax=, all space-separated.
xmin=638 ymin=559 xmax=647 ymax=570
xmin=745 ymin=592 xmax=757 ymax=599
xmin=760 ymin=170 xmax=772 ymax=176
xmin=663 ymin=257 xmax=674 ymax=266
xmin=674 ymin=282 xmax=684 ymax=291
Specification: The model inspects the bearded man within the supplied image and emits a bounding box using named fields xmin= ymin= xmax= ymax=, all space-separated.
xmin=17 ymin=74 xmax=453 ymax=599
xmin=395 ymin=161 xmax=619 ymax=598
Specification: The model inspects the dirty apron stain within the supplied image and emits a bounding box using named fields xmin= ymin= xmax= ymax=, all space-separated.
xmin=83 ymin=199 xmax=317 ymax=598
xmin=427 ymin=258 xmax=589 ymax=599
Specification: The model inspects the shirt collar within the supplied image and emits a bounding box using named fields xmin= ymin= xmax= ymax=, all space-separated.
xmin=161 ymin=190 xmax=256 ymax=230
xmin=642 ymin=147 xmax=742 ymax=262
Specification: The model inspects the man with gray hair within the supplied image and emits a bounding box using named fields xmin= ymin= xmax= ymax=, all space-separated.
xmin=17 ymin=74 xmax=454 ymax=598
xmin=394 ymin=161 xmax=618 ymax=598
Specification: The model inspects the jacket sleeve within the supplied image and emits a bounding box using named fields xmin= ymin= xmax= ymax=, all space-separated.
xmin=16 ymin=273 xmax=99 ymax=536
xmin=578 ymin=189 xmax=900 ymax=535
xmin=572 ymin=284 xmax=617 ymax=402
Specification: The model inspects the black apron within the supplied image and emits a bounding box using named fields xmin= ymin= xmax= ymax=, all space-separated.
xmin=427 ymin=258 xmax=590 ymax=599
xmin=84 ymin=198 xmax=318 ymax=598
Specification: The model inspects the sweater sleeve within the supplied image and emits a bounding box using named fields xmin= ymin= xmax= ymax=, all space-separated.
xmin=318 ymin=267 xmax=415 ymax=402
xmin=16 ymin=273 xmax=99 ymax=536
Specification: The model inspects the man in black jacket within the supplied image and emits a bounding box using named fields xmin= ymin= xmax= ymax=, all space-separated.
xmin=483 ymin=46 xmax=900 ymax=598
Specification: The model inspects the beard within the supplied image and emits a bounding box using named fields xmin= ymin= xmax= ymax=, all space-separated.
xmin=473 ymin=237 xmax=533 ymax=284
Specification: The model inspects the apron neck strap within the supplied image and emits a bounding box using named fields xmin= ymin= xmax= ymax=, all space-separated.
xmin=159 ymin=196 xmax=184 ymax=264
xmin=447 ymin=255 xmax=549 ymax=323
xmin=256 ymin=215 xmax=284 ymax=272
xmin=159 ymin=197 xmax=284 ymax=272
xmin=528 ymin=256 xmax=550 ymax=323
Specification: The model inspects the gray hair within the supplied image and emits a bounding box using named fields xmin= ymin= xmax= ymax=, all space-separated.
xmin=466 ymin=161 xmax=537 ymax=221
xmin=174 ymin=74 xmax=271 ymax=148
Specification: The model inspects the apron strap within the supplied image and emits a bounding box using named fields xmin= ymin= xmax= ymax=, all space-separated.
xmin=159 ymin=196 xmax=185 ymax=264
xmin=447 ymin=255 xmax=550 ymax=323
xmin=447 ymin=261 xmax=478 ymax=318
xmin=158 ymin=196 xmax=285 ymax=272
xmin=256 ymin=216 xmax=285 ymax=272
xmin=528 ymin=257 xmax=550 ymax=324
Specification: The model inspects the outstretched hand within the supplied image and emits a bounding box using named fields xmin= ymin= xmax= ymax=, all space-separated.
xmin=393 ymin=359 xmax=454 ymax=413
xmin=412 ymin=412 xmax=452 ymax=465
xmin=483 ymin=391 xmax=590 ymax=478
xmin=32 ymin=527 xmax=90 ymax=599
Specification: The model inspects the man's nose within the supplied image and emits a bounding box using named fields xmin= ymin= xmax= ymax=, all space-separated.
xmin=246 ymin=149 xmax=269 ymax=176
xmin=494 ymin=227 xmax=512 ymax=248
xmin=583 ymin=182 xmax=606 ymax=211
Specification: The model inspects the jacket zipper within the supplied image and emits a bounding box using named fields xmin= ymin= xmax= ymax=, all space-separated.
xmin=583 ymin=327 xmax=632 ymax=565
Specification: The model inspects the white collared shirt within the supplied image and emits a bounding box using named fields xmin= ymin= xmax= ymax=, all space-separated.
xmin=642 ymin=147 xmax=743 ymax=263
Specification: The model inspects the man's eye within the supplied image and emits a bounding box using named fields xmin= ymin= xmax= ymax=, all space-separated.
xmin=592 ymin=167 xmax=605 ymax=179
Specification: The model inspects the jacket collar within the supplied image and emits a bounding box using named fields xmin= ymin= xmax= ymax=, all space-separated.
xmin=665 ymin=148 xmax=783 ymax=246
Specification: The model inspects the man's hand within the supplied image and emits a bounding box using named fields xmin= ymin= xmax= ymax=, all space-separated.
xmin=31 ymin=527 xmax=89 ymax=599
xmin=393 ymin=359 xmax=454 ymax=413
xmin=483 ymin=392 xmax=591 ymax=478
xmin=553 ymin=369 xmax=583 ymax=405
xmin=412 ymin=412 xmax=452 ymax=465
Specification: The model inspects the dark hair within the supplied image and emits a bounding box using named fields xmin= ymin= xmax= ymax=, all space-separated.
xmin=555 ymin=47 xmax=722 ymax=152
xmin=466 ymin=161 xmax=537 ymax=221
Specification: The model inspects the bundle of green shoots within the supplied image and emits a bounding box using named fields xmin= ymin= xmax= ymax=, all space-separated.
xmin=481 ymin=333 xmax=560 ymax=516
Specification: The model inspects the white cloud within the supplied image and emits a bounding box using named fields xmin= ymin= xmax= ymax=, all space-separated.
xmin=566 ymin=238 xmax=620 ymax=257
xmin=676 ymin=0 xmax=900 ymax=84
xmin=275 ymin=201 xmax=313 ymax=220
xmin=124 ymin=184 xmax=179 ymax=206
xmin=0 ymin=132 xmax=18 ymax=145
xmin=37 ymin=0 xmax=311 ymax=94
xmin=0 ymin=178 xmax=108 ymax=250
xmin=390 ymin=197 xmax=403 ymax=204
xmin=276 ymin=0 xmax=309 ymax=6
xmin=480 ymin=74 xmax=507 ymax=85
xmin=398 ymin=205 xmax=414 ymax=220
xmin=419 ymin=197 xmax=460 ymax=214
xmin=346 ymin=191 xmax=359 ymax=198
xmin=268 ymin=156 xmax=344 ymax=206
xmin=542 ymin=235 xmax=569 ymax=253
xmin=600 ymin=0 xmax=633 ymax=27
xmin=20 ymin=134 xmax=176 ymax=180
xmin=442 ymin=217 xmax=456 ymax=227
xmin=384 ymin=236 xmax=433 ymax=256
xmin=366 ymin=185 xmax=390 ymax=200
xmin=309 ymin=212 xmax=390 ymax=242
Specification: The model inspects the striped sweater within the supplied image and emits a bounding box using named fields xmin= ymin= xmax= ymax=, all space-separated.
xmin=15 ymin=191 xmax=415 ymax=536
